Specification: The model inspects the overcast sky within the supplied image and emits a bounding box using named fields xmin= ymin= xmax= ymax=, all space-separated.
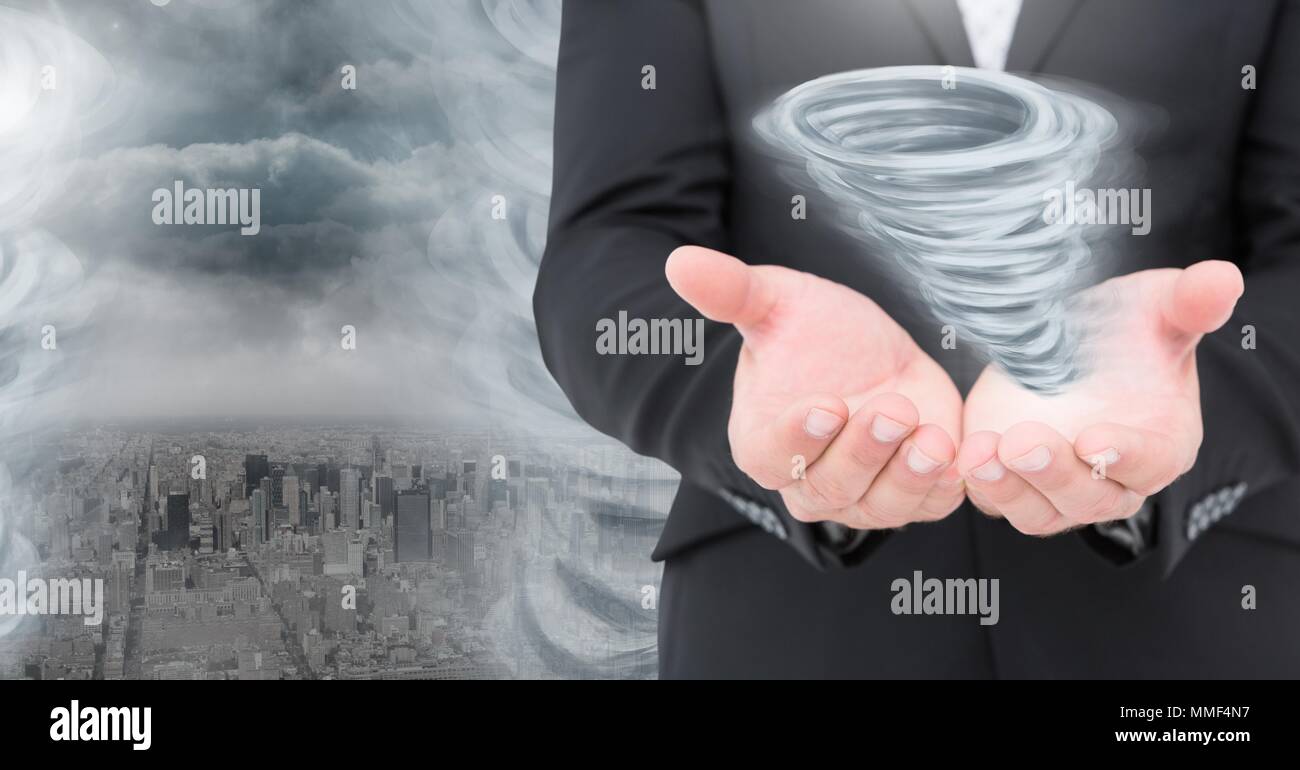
xmin=1 ymin=0 xmax=565 ymax=425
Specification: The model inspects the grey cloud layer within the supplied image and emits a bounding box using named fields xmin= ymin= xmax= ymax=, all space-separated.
xmin=8 ymin=0 xmax=530 ymax=420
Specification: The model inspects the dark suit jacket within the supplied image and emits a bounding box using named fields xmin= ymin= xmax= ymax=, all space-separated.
xmin=535 ymin=0 xmax=1300 ymax=677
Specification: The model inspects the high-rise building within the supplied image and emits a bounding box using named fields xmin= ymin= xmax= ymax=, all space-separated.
xmin=394 ymin=489 xmax=432 ymax=563
xmin=270 ymin=462 xmax=287 ymax=508
xmin=322 ymin=531 xmax=351 ymax=575
xmin=251 ymin=489 xmax=268 ymax=543
xmin=462 ymin=461 xmax=477 ymax=501
xmin=446 ymin=529 xmax=478 ymax=580
xmin=146 ymin=560 xmax=184 ymax=593
xmin=284 ymin=475 xmax=300 ymax=526
xmin=214 ymin=507 xmax=234 ymax=552
xmin=339 ymin=468 xmax=360 ymax=530
xmin=164 ymin=492 xmax=190 ymax=552
xmin=107 ymin=560 xmax=131 ymax=615
xmin=433 ymin=497 xmax=447 ymax=532
xmin=373 ymin=475 xmax=394 ymax=523
xmin=323 ymin=531 xmax=364 ymax=576
xmin=488 ymin=478 xmax=508 ymax=506
xmin=320 ymin=491 xmax=337 ymax=532
xmin=244 ymin=454 xmax=270 ymax=498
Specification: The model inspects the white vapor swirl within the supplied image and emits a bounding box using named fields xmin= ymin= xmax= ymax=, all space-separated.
xmin=1 ymin=6 xmax=111 ymax=638
xmin=756 ymin=66 xmax=1119 ymax=392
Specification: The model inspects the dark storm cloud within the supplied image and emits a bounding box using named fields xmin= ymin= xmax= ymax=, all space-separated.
xmin=19 ymin=0 xmax=451 ymax=160
xmin=0 ymin=0 xmax=489 ymax=418
xmin=43 ymin=134 xmax=461 ymax=287
xmin=0 ymin=0 xmax=574 ymax=423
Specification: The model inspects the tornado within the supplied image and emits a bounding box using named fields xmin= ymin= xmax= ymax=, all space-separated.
xmin=755 ymin=65 xmax=1119 ymax=393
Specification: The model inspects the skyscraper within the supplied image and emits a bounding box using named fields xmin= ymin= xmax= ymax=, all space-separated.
xmin=327 ymin=465 xmax=341 ymax=497
xmin=214 ymin=507 xmax=234 ymax=553
xmin=251 ymin=488 xmax=268 ymax=544
xmin=284 ymin=475 xmax=300 ymax=526
xmin=107 ymin=560 xmax=131 ymax=616
xmin=270 ymin=462 xmax=287 ymax=508
xmin=373 ymin=474 xmax=394 ymax=523
xmin=462 ymin=460 xmax=477 ymax=501
xmin=259 ymin=477 xmax=272 ymax=509
xmin=322 ymin=531 xmax=364 ymax=576
xmin=339 ymin=468 xmax=360 ymax=530
xmin=244 ymin=454 xmax=270 ymax=498
xmin=394 ymin=489 xmax=432 ymax=563
xmin=320 ymin=491 xmax=337 ymax=532
xmin=164 ymin=492 xmax=190 ymax=552
xmin=322 ymin=531 xmax=351 ymax=575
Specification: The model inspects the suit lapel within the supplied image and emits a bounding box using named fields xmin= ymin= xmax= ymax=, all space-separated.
xmin=905 ymin=0 xmax=1086 ymax=74
xmin=1004 ymin=0 xmax=1087 ymax=73
xmin=903 ymin=0 xmax=976 ymax=67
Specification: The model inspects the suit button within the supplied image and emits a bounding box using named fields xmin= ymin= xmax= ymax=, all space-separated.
xmin=1186 ymin=482 xmax=1248 ymax=540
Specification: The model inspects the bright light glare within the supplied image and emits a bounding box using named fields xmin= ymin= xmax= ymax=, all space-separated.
xmin=0 ymin=80 xmax=37 ymax=135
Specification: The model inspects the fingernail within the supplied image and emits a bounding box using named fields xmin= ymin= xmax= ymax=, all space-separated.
xmin=906 ymin=446 xmax=944 ymax=475
xmin=870 ymin=415 xmax=910 ymax=443
xmin=971 ymin=458 xmax=1006 ymax=482
xmin=804 ymin=408 xmax=844 ymax=439
xmin=1009 ymin=445 xmax=1052 ymax=473
xmin=1094 ymin=448 xmax=1121 ymax=466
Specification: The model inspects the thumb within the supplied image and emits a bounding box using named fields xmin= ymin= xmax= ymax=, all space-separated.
xmin=665 ymin=245 xmax=777 ymax=332
xmin=1161 ymin=259 xmax=1244 ymax=337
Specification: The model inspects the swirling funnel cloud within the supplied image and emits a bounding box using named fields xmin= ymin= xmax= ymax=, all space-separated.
xmin=756 ymin=66 xmax=1119 ymax=393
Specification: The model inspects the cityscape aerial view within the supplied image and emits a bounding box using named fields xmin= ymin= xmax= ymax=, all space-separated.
xmin=0 ymin=0 xmax=685 ymax=682
xmin=0 ymin=421 xmax=671 ymax=680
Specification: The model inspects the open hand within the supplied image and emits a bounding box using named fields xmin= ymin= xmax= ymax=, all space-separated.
xmin=959 ymin=261 xmax=1244 ymax=534
xmin=666 ymin=245 xmax=964 ymax=529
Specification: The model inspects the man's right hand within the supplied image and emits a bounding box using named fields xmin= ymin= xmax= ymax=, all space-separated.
xmin=666 ymin=246 xmax=965 ymax=529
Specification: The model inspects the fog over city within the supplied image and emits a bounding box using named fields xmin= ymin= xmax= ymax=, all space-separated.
xmin=1 ymin=0 xmax=672 ymax=681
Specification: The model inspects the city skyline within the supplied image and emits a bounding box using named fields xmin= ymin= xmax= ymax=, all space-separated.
xmin=0 ymin=423 xmax=671 ymax=680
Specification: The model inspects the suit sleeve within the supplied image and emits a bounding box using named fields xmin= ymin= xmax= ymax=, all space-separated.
xmin=1153 ymin=0 xmax=1300 ymax=576
xmin=535 ymin=0 xmax=880 ymax=570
